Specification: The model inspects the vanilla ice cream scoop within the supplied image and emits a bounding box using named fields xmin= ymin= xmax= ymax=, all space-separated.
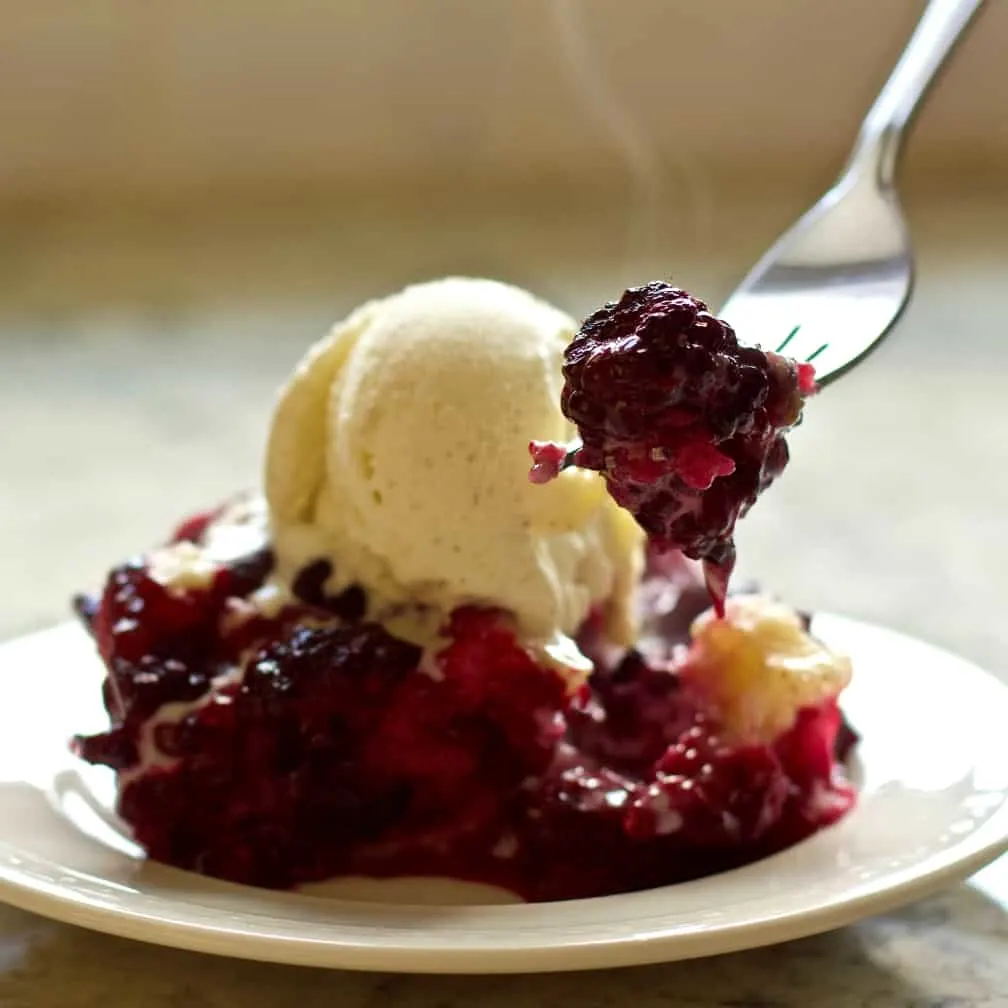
xmin=265 ymin=278 xmax=643 ymax=658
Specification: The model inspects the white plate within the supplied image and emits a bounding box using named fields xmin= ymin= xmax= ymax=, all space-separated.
xmin=1 ymin=615 xmax=1007 ymax=973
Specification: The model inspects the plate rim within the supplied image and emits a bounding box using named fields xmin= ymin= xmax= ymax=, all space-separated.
xmin=1 ymin=614 xmax=1007 ymax=973
xmin=2 ymin=823 xmax=1007 ymax=973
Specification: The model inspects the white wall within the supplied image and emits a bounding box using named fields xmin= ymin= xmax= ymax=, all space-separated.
xmin=0 ymin=0 xmax=1004 ymax=197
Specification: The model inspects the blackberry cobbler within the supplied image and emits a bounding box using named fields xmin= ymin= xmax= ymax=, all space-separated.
xmin=73 ymin=278 xmax=856 ymax=901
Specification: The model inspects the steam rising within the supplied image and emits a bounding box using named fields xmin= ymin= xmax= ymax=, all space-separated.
xmin=550 ymin=0 xmax=713 ymax=277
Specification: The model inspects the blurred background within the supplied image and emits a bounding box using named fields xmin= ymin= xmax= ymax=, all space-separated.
xmin=0 ymin=0 xmax=1004 ymax=668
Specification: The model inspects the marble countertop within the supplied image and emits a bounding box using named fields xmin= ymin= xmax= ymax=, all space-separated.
xmin=0 ymin=183 xmax=1005 ymax=1005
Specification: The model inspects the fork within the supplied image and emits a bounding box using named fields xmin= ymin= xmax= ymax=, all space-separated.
xmin=549 ymin=0 xmax=984 ymax=474
xmin=718 ymin=0 xmax=984 ymax=384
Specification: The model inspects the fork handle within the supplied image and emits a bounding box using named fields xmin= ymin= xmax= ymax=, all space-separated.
xmin=848 ymin=0 xmax=984 ymax=187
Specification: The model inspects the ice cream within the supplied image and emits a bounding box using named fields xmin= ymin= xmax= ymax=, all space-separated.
xmin=264 ymin=277 xmax=643 ymax=663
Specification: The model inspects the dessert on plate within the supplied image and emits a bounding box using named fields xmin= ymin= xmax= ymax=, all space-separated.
xmin=73 ymin=277 xmax=856 ymax=901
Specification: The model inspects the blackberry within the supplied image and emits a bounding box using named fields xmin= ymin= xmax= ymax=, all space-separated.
xmin=543 ymin=282 xmax=813 ymax=613
xmin=625 ymin=720 xmax=790 ymax=847
xmin=290 ymin=558 xmax=368 ymax=622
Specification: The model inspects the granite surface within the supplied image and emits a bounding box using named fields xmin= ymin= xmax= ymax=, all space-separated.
xmin=0 ymin=184 xmax=1005 ymax=1005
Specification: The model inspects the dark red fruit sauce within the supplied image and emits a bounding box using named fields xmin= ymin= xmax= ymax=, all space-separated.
xmin=530 ymin=282 xmax=815 ymax=614
xmin=73 ymin=516 xmax=855 ymax=901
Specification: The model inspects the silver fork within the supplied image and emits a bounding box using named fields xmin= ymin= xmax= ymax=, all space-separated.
xmin=546 ymin=0 xmax=984 ymax=475
xmin=719 ymin=0 xmax=984 ymax=384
